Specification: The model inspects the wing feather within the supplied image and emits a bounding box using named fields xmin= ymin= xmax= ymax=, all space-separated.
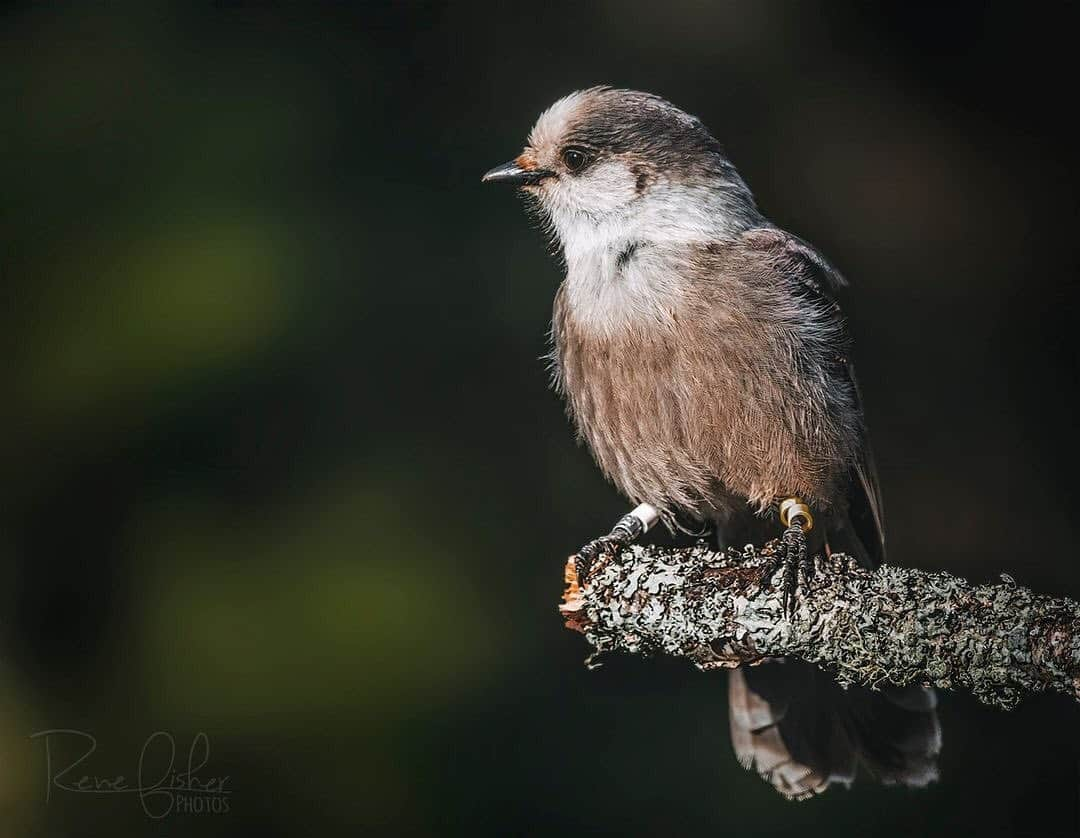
xmin=740 ymin=227 xmax=886 ymax=566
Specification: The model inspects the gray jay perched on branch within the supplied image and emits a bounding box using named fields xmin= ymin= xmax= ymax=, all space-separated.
xmin=484 ymin=87 xmax=940 ymax=799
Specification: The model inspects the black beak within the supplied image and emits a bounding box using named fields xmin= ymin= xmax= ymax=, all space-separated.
xmin=481 ymin=161 xmax=554 ymax=185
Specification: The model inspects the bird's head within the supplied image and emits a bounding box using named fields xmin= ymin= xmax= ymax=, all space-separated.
xmin=483 ymin=87 xmax=758 ymax=256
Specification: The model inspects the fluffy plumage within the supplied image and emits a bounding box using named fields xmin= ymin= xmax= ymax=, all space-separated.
xmin=552 ymin=230 xmax=862 ymax=518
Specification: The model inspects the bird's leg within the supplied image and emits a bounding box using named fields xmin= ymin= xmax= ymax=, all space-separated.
xmin=771 ymin=498 xmax=814 ymax=619
xmin=575 ymin=503 xmax=660 ymax=579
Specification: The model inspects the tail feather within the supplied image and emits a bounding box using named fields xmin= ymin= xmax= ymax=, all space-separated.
xmin=728 ymin=661 xmax=941 ymax=800
xmin=719 ymin=478 xmax=939 ymax=799
xmin=729 ymin=668 xmax=833 ymax=800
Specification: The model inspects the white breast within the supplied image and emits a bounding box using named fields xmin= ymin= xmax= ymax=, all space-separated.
xmin=553 ymin=184 xmax=740 ymax=335
xmin=561 ymin=242 xmax=686 ymax=334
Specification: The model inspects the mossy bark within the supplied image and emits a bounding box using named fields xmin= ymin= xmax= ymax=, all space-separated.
xmin=560 ymin=541 xmax=1080 ymax=709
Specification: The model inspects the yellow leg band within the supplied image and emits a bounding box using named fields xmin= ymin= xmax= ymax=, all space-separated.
xmin=779 ymin=497 xmax=814 ymax=533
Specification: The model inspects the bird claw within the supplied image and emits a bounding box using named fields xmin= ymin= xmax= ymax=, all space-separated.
xmin=577 ymin=535 xmax=618 ymax=562
xmin=574 ymin=536 xmax=620 ymax=582
xmin=766 ymin=519 xmax=812 ymax=619
xmin=574 ymin=511 xmax=648 ymax=579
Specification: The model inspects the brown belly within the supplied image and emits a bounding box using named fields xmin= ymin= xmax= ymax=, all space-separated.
xmin=554 ymin=302 xmax=848 ymax=516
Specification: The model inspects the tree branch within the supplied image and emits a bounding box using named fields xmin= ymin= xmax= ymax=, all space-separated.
xmin=559 ymin=541 xmax=1080 ymax=709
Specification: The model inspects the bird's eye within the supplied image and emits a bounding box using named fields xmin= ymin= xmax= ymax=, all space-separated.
xmin=561 ymin=147 xmax=589 ymax=173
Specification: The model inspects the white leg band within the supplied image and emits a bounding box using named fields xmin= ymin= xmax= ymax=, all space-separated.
xmin=629 ymin=503 xmax=660 ymax=533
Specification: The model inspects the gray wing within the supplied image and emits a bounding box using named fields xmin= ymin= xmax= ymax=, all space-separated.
xmin=846 ymin=364 xmax=887 ymax=566
xmin=740 ymin=228 xmax=886 ymax=566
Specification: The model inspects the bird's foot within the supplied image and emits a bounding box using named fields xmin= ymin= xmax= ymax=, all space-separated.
xmin=768 ymin=498 xmax=815 ymax=619
xmin=775 ymin=520 xmax=812 ymax=618
xmin=574 ymin=504 xmax=659 ymax=580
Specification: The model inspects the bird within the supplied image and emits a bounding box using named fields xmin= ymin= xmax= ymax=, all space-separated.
xmin=483 ymin=87 xmax=940 ymax=800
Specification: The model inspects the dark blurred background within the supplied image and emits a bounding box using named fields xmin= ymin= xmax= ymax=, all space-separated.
xmin=3 ymin=2 xmax=1079 ymax=835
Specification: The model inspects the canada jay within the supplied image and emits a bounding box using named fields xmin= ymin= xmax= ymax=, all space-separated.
xmin=484 ymin=87 xmax=940 ymax=799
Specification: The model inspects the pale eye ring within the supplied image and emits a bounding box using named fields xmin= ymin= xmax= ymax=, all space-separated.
xmin=560 ymin=146 xmax=589 ymax=173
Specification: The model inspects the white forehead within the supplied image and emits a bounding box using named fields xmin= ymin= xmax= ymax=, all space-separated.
xmin=527 ymin=89 xmax=592 ymax=149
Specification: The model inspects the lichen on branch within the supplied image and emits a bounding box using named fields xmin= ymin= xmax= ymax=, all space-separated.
xmin=560 ymin=541 xmax=1080 ymax=709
